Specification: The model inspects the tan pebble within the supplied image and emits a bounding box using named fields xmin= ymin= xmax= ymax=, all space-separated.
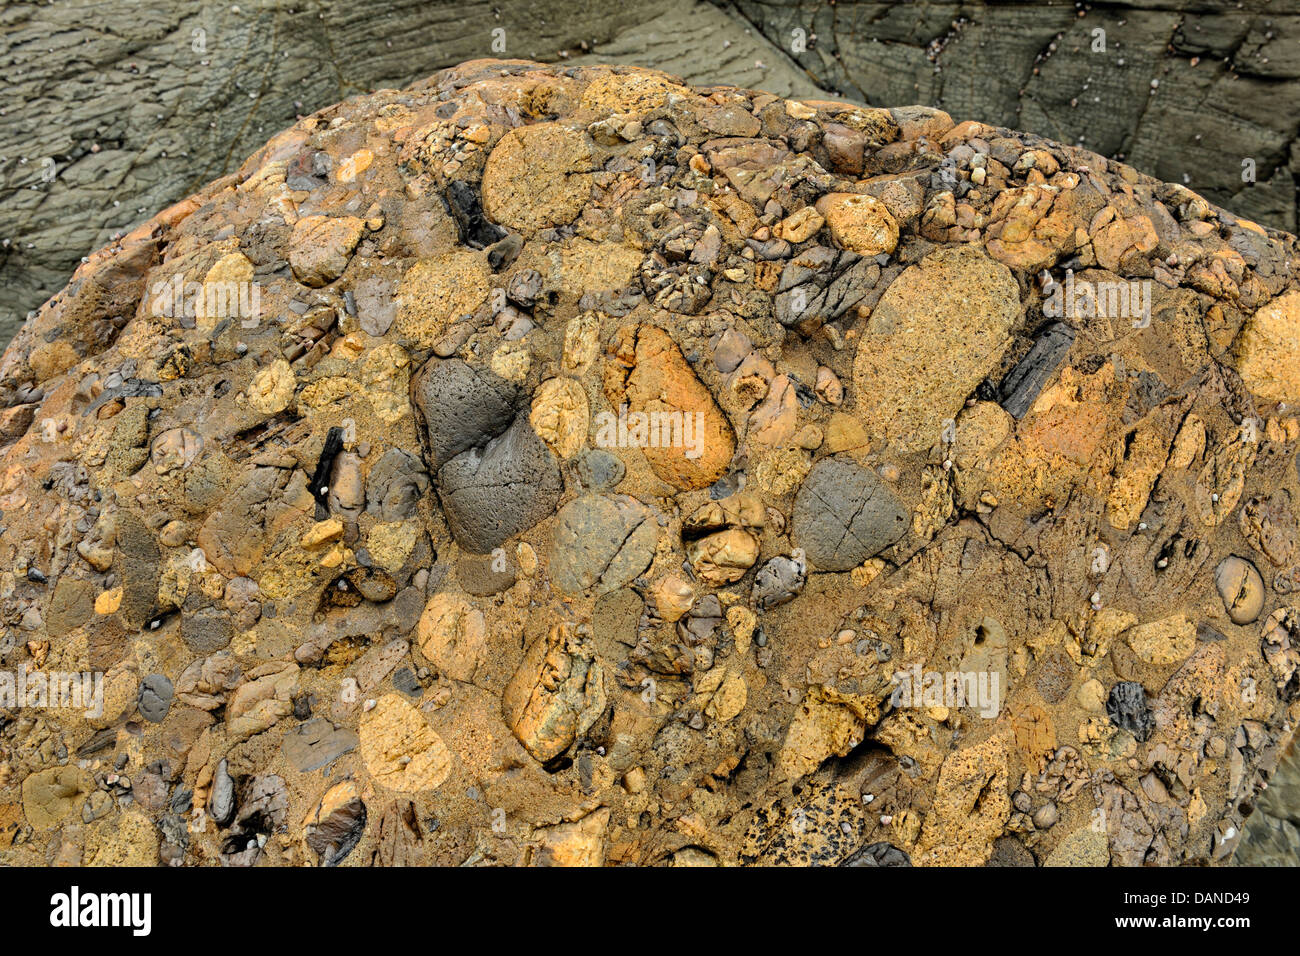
xmin=796 ymin=424 xmax=824 ymax=449
xmin=654 ymin=574 xmax=696 ymax=622
xmin=417 ymin=592 xmax=487 ymax=682
xmin=1077 ymin=678 xmax=1106 ymax=713
xmin=301 ymin=517 xmax=344 ymax=549
xmin=687 ymin=528 xmax=760 ymax=586
xmin=336 ymin=148 xmax=374 ymax=183
xmin=158 ymin=520 xmax=188 ymax=548
xmin=727 ymin=606 xmax=758 ymax=654
xmin=773 ymin=207 xmax=825 ymax=243
xmin=247 ymin=359 xmax=296 ymax=416
xmin=359 ymin=694 xmax=453 ymax=792
xmin=94 ymin=587 xmax=123 ymax=615
xmin=530 ymin=377 xmax=589 ymax=459
xmin=624 ymin=767 xmax=647 ymax=793
xmin=817 ymin=193 xmax=899 ymax=256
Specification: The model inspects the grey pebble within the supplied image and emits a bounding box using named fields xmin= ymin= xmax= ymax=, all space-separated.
xmin=792 ymin=458 xmax=906 ymax=571
xmin=138 ymin=674 xmax=173 ymax=723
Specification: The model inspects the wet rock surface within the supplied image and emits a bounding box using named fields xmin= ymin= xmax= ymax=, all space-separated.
xmin=0 ymin=60 xmax=1298 ymax=868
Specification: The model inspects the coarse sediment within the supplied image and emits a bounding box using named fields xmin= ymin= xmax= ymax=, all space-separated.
xmin=0 ymin=59 xmax=1297 ymax=868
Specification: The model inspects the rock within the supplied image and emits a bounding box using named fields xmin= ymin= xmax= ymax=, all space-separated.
xmin=416 ymin=592 xmax=487 ymax=682
xmin=1235 ymin=292 xmax=1300 ymax=402
xmin=604 ymin=324 xmax=735 ymax=490
xmin=502 ymin=622 xmax=606 ymax=763
xmin=852 ymin=246 xmax=1020 ymax=452
xmin=776 ymin=693 xmax=867 ymax=782
xmin=5 ymin=58 xmax=1300 ymax=870
xmin=1107 ymin=681 xmax=1155 ymax=743
xmin=411 ymin=358 xmax=521 ymax=471
xmin=817 ymin=193 xmax=899 ymax=256
xmin=533 ymin=807 xmax=612 ymax=867
xmin=998 ymin=322 xmax=1075 ymax=419
xmin=752 ymin=554 xmax=807 ymax=610
xmin=551 ymin=495 xmax=657 ymax=595
xmin=289 ymin=215 xmax=365 ymax=287
xmin=914 ymin=735 xmax=1010 ymax=866
xmin=247 ymin=359 xmax=296 ymax=417
xmin=986 ymin=836 xmax=1036 ymax=867
xmin=652 ymin=575 xmax=696 ymax=623
xmin=1123 ymin=615 xmax=1197 ymax=666
xmin=22 ymin=767 xmax=92 ymax=829
xmin=482 ymin=123 xmax=594 ymax=234
xmin=576 ymin=448 xmax=625 ymax=491
xmin=396 ymin=253 xmax=492 ymax=348
xmin=181 ymin=606 xmax=234 ymax=655
xmin=1216 ymin=556 xmax=1266 ymax=625
xmin=304 ymin=780 xmax=367 ymax=867
xmin=841 ymin=842 xmax=912 ymax=867
xmin=283 ymin=718 xmax=359 ymax=773
xmin=365 ymin=448 xmax=430 ymax=521
xmin=445 ymin=180 xmax=506 ymax=250
xmin=530 ymin=377 xmax=590 ymax=460
xmin=359 ymin=694 xmax=454 ymax=793
xmin=687 ymin=528 xmax=760 ymax=586
xmin=1239 ymin=490 xmax=1299 ymax=568
xmin=773 ymin=207 xmax=825 ymax=244
xmin=711 ymin=328 xmax=752 ymax=373
xmin=792 ymin=458 xmax=907 ymax=571
xmin=455 ymin=552 xmax=516 ymax=595
xmin=137 ymin=674 xmax=173 ymax=723
xmin=437 ymin=414 xmax=562 ymax=554
xmin=208 ymin=759 xmax=236 ymax=827
xmin=221 ymin=774 xmax=288 ymax=865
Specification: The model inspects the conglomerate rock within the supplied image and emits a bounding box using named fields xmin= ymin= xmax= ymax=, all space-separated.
xmin=0 ymin=59 xmax=1298 ymax=867
xmin=7 ymin=0 xmax=1299 ymax=350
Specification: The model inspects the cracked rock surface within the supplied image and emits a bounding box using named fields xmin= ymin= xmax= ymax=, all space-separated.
xmin=0 ymin=59 xmax=1299 ymax=868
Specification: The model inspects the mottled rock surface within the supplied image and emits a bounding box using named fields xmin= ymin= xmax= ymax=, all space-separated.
xmin=7 ymin=0 xmax=1298 ymax=353
xmin=0 ymin=60 xmax=1298 ymax=869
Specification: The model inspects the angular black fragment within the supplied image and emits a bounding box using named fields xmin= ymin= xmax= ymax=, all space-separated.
xmin=1106 ymin=680 xmax=1155 ymax=742
xmin=76 ymin=727 xmax=118 ymax=758
xmin=308 ymin=426 xmax=345 ymax=511
xmin=445 ymin=180 xmax=506 ymax=250
xmin=998 ymin=322 xmax=1075 ymax=419
xmin=841 ymin=841 xmax=912 ymax=867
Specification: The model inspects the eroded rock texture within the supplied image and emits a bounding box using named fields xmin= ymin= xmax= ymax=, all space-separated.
xmin=0 ymin=60 xmax=1297 ymax=868
xmin=728 ymin=0 xmax=1300 ymax=236
xmin=6 ymin=0 xmax=1298 ymax=353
